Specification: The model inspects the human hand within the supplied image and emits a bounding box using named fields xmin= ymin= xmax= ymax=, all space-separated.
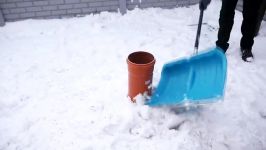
xmin=199 ymin=0 xmax=211 ymax=10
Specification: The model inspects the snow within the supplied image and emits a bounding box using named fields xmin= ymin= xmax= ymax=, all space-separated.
xmin=246 ymin=56 xmax=254 ymax=62
xmin=1 ymin=1 xmax=266 ymax=150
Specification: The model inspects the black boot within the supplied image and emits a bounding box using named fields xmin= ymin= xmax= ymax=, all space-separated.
xmin=241 ymin=48 xmax=254 ymax=62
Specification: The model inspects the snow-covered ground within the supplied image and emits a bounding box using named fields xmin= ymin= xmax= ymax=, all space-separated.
xmin=1 ymin=1 xmax=266 ymax=150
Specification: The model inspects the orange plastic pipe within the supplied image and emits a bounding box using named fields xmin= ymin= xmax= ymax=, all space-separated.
xmin=127 ymin=51 xmax=155 ymax=102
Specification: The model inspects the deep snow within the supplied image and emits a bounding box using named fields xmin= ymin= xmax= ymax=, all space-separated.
xmin=0 ymin=1 xmax=266 ymax=150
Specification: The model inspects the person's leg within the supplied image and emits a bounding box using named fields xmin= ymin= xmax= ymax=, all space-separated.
xmin=241 ymin=0 xmax=262 ymax=50
xmin=216 ymin=0 xmax=238 ymax=52
xmin=240 ymin=0 xmax=262 ymax=62
xmin=255 ymin=0 xmax=266 ymax=36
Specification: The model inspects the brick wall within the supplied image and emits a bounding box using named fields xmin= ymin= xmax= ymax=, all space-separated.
xmin=0 ymin=0 xmax=119 ymax=22
xmin=127 ymin=0 xmax=199 ymax=10
xmin=0 ymin=0 xmax=199 ymax=25
xmin=0 ymin=8 xmax=5 ymax=26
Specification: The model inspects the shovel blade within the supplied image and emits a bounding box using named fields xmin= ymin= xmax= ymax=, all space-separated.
xmin=147 ymin=47 xmax=227 ymax=106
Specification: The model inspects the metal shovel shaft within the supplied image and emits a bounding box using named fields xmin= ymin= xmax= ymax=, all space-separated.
xmin=194 ymin=10 xmax=204 ymax=55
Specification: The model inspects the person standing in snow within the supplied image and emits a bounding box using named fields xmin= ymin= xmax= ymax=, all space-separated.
xmin=200 ymin=0 xmax=263 ymax=62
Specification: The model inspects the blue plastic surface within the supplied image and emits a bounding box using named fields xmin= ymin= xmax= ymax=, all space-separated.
xmin=147 ymin=47 xmax=227 ymax=106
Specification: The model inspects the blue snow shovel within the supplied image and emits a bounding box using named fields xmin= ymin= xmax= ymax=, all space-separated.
xmin=147 ymin=10 xmax=227 ymax=106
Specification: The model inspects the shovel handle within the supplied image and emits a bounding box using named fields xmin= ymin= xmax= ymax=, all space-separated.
xmin=194 ymin=10 xmax=204 ymax=55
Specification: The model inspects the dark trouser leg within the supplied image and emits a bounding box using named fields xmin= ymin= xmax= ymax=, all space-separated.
xmin=255 ymin=0 xmax=266 ymax=36
xmin=240 ymin=0 xmax=262 ymax=50
xmin=216 ymin=0 xmax=238 ymax=52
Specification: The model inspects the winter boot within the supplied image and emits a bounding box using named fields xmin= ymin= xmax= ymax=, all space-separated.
xmin=241 ymin=48 xmax=254 ymax=62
